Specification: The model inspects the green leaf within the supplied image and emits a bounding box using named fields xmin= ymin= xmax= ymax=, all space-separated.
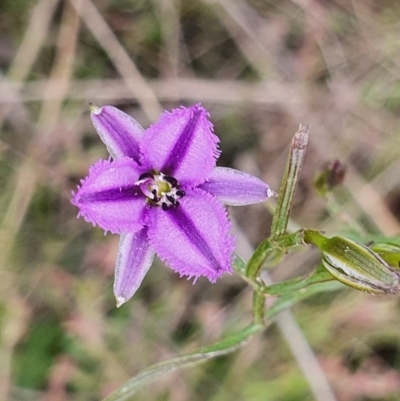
xmin=263 ymin=265 xmax=335 ymax=296
xmin=102 ymin=324 xmax=264 ymax=401
xmin=232 ymin=252 xmax=247 ymax=276
xmin=265 ymin=280 xmax=344 ymax=318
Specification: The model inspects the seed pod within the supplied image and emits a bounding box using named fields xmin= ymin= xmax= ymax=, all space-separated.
xmin=303 ymin=230 xmax=400 ymax=295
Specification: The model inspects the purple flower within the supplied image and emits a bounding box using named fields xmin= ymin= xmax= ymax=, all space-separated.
xmin=72 ymin=104 xmax=274 ymax=306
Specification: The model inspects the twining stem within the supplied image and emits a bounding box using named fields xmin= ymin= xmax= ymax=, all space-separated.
xmin=270 ymin=124 xmax=309 ymax=239
xmin=253 ymin=290 xmax=266 ymax=324
xmin=246 ymin=231 xmax=304 ymax=280
xmin=246 ymin=126 xmax=309 ymax=324
xmin=103 ymin=269 xmax=342 ymax=401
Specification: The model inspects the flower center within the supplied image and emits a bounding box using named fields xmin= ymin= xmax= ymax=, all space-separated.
xmin=136 ymin=172 xmax=185 ymax=211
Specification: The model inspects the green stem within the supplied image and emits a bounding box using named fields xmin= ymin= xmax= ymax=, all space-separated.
xmin=246 ymin=238 xmax=275 ymax=280
xmin=253 ymin=290 xmax=266 ymax=324
xmin=246 ymin=231 xmax=305 ymax=279
xmin=270 ymin=124 xmax=309 ymax=239
xmin=303 ymin=229 xmax=329 ymax=249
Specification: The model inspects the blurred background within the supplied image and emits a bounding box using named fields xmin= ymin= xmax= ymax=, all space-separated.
xmin=1 ymin=0 xmax=400 ymax=400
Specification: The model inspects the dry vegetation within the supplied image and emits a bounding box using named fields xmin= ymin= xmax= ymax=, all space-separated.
xmin=1 ymin=0 xmax=400 ymax=400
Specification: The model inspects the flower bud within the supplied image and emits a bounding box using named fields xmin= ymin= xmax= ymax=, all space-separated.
xmin=313 ymin=160 xmax=346 ymax=197
xmin=303 ymin=230 xmax=400 ymax=295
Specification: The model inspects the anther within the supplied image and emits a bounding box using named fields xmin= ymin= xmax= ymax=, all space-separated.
xmin=166 ymin=195 xmax=176 ymax=205
xmin=151 ymin=189 xmax=160 ymax=202
xmin=138 ymin=172 xmax=154 ymax=181
xmin=163 ymin=175 xmax=178 ymax=187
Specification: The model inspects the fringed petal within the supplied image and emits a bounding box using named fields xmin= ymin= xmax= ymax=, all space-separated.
xmin=200 ymin=167 xmax=275 ymax=206
xmin=72 ymin=158 xmax=146 ymax=233
xmin=90 ymin=104 xmax=144 ymax=162
xmin=147 ymin=189 xmax=234 ymax=282
xmin=140 ymin=104 xmax=220 ymax=187
xmin=114 ymin=229 xmax=155 ymax=307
